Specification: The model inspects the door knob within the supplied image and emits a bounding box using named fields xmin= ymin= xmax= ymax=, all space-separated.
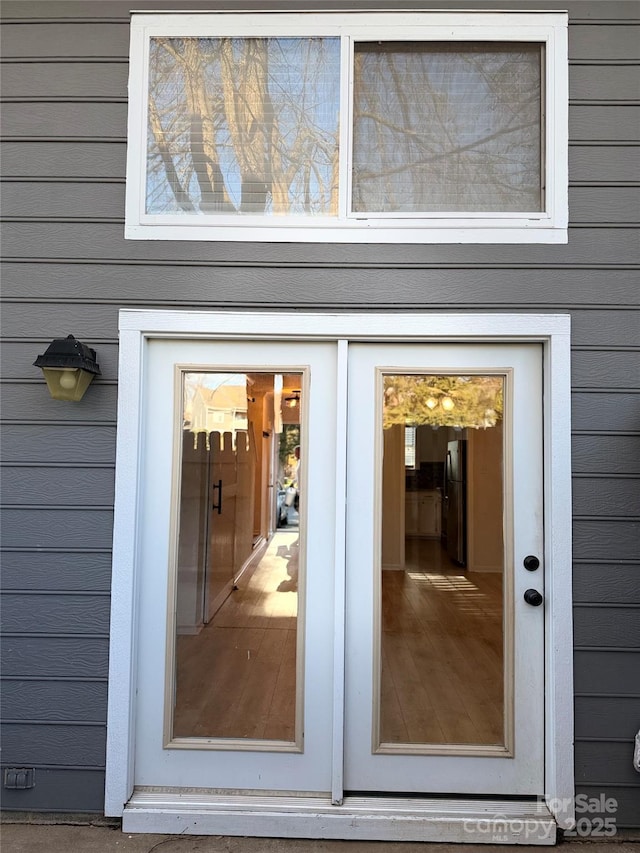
xmin=524 ymin=555 xmax=540 ymax=571
xmin=524 ymin=588 xmax=543 ymax=607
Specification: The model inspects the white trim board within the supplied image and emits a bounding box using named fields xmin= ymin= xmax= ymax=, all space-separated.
xmin=105 ymin=309 xmax=573 ymax=838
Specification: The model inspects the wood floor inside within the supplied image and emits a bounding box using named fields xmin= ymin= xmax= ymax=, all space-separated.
xmin=173 ymin=534 xmax=503 ymax=747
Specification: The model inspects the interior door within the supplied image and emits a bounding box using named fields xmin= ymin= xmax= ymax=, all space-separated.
xmin=135 ymin=337 xmax=338 ymax=792
xmin=344 ymin=343 xmax=544 ymax=795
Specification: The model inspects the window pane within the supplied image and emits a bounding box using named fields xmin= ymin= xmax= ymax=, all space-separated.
xmin=380 ymin=374 xmax=506 ymax=748
xmin=173 ymin=371 xmax=303 ymax=743
xmin=147 ymin=37 xmax=340 ymax=216
xmin=352 ymin=42 xmax=543 ymax=213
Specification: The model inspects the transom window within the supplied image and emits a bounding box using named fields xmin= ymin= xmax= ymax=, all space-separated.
xmin=126 ymin=12 xmax=568 ymax=243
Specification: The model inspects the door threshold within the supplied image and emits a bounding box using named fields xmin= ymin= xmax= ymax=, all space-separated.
xmin=124 ymin=790 xmax=557 ymax=844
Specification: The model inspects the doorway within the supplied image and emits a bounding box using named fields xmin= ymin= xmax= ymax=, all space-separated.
xmin=106 ymin=310 xmax=574 ymax=841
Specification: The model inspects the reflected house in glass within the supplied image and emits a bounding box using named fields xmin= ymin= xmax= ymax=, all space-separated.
xmin=183 ymin=374 xmax=249 ymax=444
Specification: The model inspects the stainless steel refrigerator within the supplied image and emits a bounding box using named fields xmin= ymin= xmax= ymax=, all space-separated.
xmin=445 ymin=439 xmax=467 ymax=566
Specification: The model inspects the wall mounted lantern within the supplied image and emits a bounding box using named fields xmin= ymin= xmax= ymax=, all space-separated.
xmin=34 ymin=335 xmax=101 ymax=401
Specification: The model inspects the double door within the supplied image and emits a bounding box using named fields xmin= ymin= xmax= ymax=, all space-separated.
xmin=134 ymin=337 xmax=544 ymax=799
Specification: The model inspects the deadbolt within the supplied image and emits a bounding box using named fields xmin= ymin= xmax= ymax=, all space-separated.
xmin=524 ymin=555 xmax=540 ymax=571
xmin=524 ymin=588 xmax=543 ymax=607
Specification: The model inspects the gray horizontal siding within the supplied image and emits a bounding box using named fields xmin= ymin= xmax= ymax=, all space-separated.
xmin=571 ymin=65 xmax=640 ymax=102
xmin=1 ymin=552 xmax=112 ymax=591
xmin=575 ymin=696 xmax=640 ymax=740
xmin=570 ymin=146 xmax=640 ymax=184
xmin=1 ymin=142 xmax=127 ymax=179
xmin=1 ymin=679 xmax=108 ymax=722
xmin=1 ymin=509 xmax=114 ymax=550
xmin=2 ymin=722 xmax=106 ymax=766
xmin=4 ymin=223 xmax=640 ymax=267
xmin=572 ymin=351 xmax=640 ymax=389
xmin=0 ymin=101 xmax=126 ymax=138
xmin=1 ymin=465 xmax=116 ymax=505
xmin=573 ymin=603 xmax=640 ymax=647
xmin=0 ymin=768 xmax=105 ymax=813
xmin=4 ymin=182 xmax=639 ymax=224
xmin=575 ymin=742 xmax=640 ymax=786
xmin=572 ymin=786 xmax=640 ymax=830
xmin=572 ymin=391 xmax=640 ymax=433
xmin=0 ymin=22 xmax=129 ymax=58
xmin=573 ymin=564 xmax=640 ymax=604
xmin=1 ymin=383 xmax=117 ymax=422
xmin=569 ymin=24 xmax=640 ymax=61
xmin=572 ymin=436 xmax=640 ymax=475
xmin=1 ymin=61 xmax=128 ymax=98
xmin=574 ymin=650 xmax=640 ymax=694
xmin=1 ymin=425 xmax=116 ymax=464
xmin=1 ymin=592 xmax=111 ymax=634
xmin=1 ymin=0 xmax=638 ymax=821
xmin=572 ymin=478 xmax=640 ymax=516
xmin=570 ymin=106 xmax=640 ymax=142
xmin=2 ymin=302 xmax=120 ymax=339
xmin=2 ymin=636 xmax=109 ymax=678
xmin=570 ymin=311 xmax=639 ymax=349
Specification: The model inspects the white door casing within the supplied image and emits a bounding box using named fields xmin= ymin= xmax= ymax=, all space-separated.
xmin=105 ymin=310 xmax=574 ymax=837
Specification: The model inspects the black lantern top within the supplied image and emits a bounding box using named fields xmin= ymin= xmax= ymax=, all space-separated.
xmin=34 ymin=335 xmax=101 ymax=375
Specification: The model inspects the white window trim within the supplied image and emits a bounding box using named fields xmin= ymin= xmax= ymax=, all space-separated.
xmin=105 ymin=309 xmax=574 ymax=834
xmin=125 ymin=11 xmax=568 ymax=244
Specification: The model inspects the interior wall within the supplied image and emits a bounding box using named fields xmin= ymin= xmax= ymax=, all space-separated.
xmin=382 ymin=425 xmax=405 ymax=570
xmin=467 ymin=425 xmax=504 ymax=572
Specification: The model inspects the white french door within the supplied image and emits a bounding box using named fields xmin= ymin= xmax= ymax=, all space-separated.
xmin=344 ymin=343 xmax=544 ymax=795
xmin=134 ymin=338 xmax=338 ymax=792
xmin=130 ymin=335 xmax=544 ymax=799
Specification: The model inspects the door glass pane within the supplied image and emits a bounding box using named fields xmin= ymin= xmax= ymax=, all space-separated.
xmin=352 ymin=42 xmax=543 ymax=213
xmin=147 ymin=37 xmax=340 ymax=216
xmin=380 ymin=374 xmax=506 ymax=748
xmin=172 ymin=371 xmax=303 ymax=743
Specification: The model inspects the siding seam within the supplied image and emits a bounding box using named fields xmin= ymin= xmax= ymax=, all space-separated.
xmin=1 ymin=676 xmax=107 ymax=682
xmin=575 ymin=693 xmax=640 ymax=698
xmin=0 ymin=763 xmax=106 ymax=771
xmin=2 ymin=633 xmax=110 ymax=638
xmin=0 ymin=462 xmax=115 ymax=468
xmin=2 ymin=720 xmax=105 ymax=726
xmin=574 ymin=647 xmax=639 ymax=652
xmin=573 ymin=559 xmax=640 ymax=565
xmin=1 ymin=548 xmax=112 ymax=553
xmin=1 ymin=590 xmax=111 ymax=596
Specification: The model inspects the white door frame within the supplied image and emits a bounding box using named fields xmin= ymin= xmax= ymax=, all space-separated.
xmin=105 ymin=309 xmax=574 ymax=838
